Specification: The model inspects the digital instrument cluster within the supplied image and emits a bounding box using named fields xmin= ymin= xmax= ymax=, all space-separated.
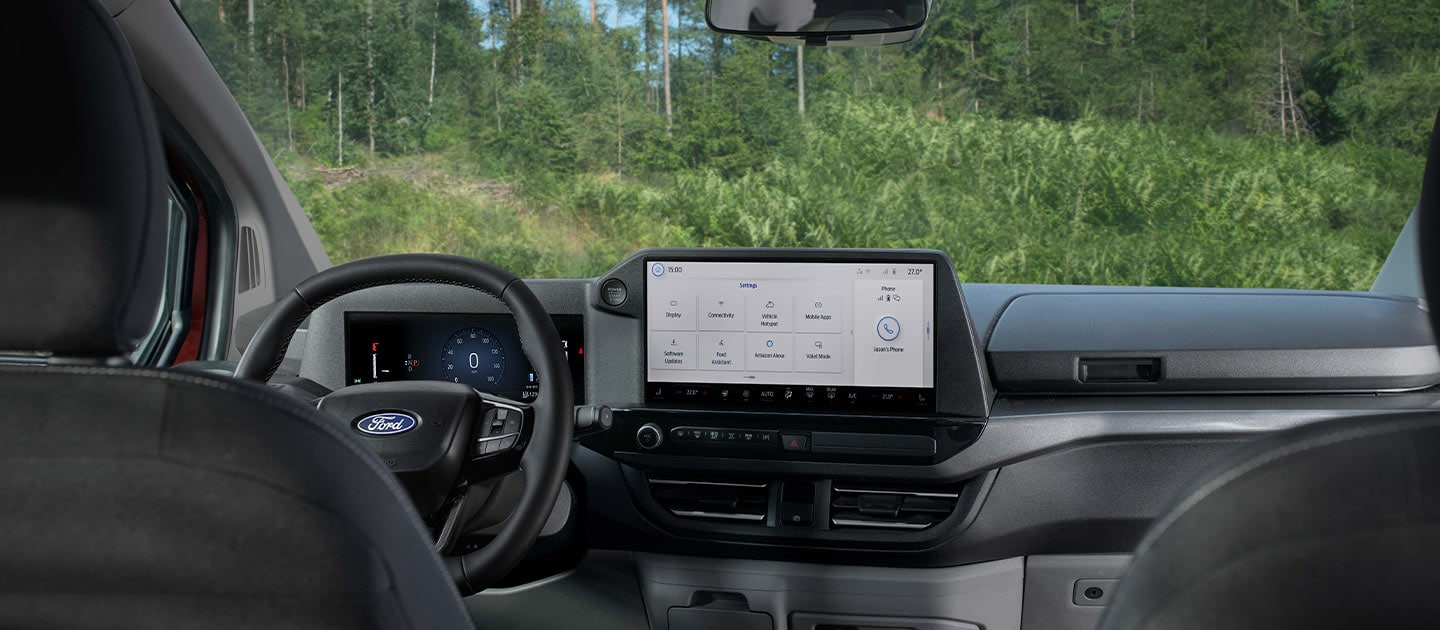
xmin=345 ymin=312 xmax=585 ymax=403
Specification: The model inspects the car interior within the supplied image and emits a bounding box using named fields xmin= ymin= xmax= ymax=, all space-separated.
xmin=4 ymin=0 xmax=1440 ymax=628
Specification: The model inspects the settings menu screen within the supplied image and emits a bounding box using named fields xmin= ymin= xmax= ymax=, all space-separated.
xmin=645 ymin=260 xmax=936 ymax=411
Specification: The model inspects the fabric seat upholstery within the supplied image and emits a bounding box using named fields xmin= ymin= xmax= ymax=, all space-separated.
xmin=0 ymin=1 xmax=473 ymax=627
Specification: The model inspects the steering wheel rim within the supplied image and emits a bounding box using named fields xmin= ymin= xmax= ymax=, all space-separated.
xmin=234 ymin=253 xmax=575 ymax=595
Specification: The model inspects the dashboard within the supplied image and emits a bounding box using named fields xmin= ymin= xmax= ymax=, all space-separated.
xmin=289 ymin=247 xmax=1440 ymax=575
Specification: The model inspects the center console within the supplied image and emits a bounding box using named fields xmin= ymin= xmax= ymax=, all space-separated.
xmin=580 ymin=249 xmax=994 ymax=541
xmin=585 ymin=248 xmax=992 ymax=463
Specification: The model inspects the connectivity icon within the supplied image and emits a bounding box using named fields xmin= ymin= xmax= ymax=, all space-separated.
xmin=877 ymin=316 xmax=900 ymax=341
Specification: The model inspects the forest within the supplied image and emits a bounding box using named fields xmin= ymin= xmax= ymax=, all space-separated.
xmin=183 ymin=0 xmax=1440 ymax=289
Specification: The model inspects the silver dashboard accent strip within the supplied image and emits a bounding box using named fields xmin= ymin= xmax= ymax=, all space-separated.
xmin=830 ymin=518 xmax=932 ymax=530
xmin=671 ymin=510 xmax=767 ymax=521
xmin=832 ymin=488 xmax=960 ymax=499
xmin=648 ymin=478 xmax=769 ymax=489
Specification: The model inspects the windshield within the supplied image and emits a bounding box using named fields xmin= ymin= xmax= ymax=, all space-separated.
xmin=181 ymin=0 xmax=1438 ymax=289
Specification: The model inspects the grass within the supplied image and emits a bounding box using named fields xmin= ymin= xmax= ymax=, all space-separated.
xmin=283 ymin=102 xmax=1424 ymax=290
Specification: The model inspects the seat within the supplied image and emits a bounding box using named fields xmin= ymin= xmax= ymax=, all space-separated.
xmin=0 ymin=2 xmax=471 ymax=627
xmin=1099 ymin=112 xmax=1440 ymax=629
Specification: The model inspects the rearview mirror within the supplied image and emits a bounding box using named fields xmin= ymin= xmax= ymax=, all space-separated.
xmin=706 ymin=0 xmax=928 ymax=46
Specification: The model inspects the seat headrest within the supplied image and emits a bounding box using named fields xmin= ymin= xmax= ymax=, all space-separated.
xmin=0 ymin=0 xmax=167 ymax=360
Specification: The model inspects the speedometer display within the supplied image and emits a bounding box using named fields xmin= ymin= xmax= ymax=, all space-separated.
xmin=345 ymin=312 xmax=584 ymax=403
xmin=441 ymin=327 xmax=506 ymax=387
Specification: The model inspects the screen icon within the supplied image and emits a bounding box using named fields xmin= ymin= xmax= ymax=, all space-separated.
xmin=876 ymin=316 xmax=900 ymax=341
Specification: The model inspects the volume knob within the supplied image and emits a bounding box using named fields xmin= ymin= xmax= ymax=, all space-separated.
xmin=635 ymin=423 xmax=663 ymax=450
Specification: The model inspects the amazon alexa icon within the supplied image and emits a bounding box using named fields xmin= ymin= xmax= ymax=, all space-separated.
xmin=651 ymin=262 xmax=666 ymax=277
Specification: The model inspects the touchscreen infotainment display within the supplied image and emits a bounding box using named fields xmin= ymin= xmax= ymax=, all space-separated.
xmin=645 ymin=260 xmax=936 ymax=412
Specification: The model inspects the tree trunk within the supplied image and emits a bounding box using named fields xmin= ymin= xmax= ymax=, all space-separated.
xmin=299 ymin=44 xmax=307 ymax=110
xmin=1022 ymin=6 xmax=1032 ymax=82
xmin=591 ymin=0 xmax=597 ymax=25
xmin=282 ymin=35 xmax=294 ymax=150
xmin=616 ymin=90 xmax=624 ymax=174
xmin=937 ymin=77 xmax=943 ymax=118
xmin=1128 ymin=0 xmax=1136 ymax=44
xmin=337 ymin=69 xmax=345 ymax=166
xmin=247 ymin=0 xmax=255 ymax=52
xmin=797 ymin=45 xmax=806 ymax=116
xmin=676 ymin=0 xmax=684 ymax=96
xmin=366 ymin=0 xmax=376 ymax=154
xmin=429 ymin=0 xmax=440 ymax=107
xmin=1280 ymin=35 xmax=1288 ymax=137
xmin=662 ymin=0 xmax=673 ymax=132
xmin=491 ymin=9 xmax=502 ymax=132
xmin=1276 ymin=32 xmax=1304 ymax=140
xmin=644 ymin=0 xmax=654 ymax=107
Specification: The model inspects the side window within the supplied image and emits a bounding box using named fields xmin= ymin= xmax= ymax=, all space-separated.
xmin=130 ymin=181 xmax=200 ymax=367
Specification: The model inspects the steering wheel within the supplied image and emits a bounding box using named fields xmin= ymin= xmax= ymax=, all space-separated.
xmin=233 ymin=254 xmax=574 ymax=595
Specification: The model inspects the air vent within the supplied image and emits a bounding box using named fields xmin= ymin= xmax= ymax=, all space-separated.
xmin=237 ymin=225 xmax=263 ymax=292
xmin=830 ymin=486 xmax=960 ymax=530
xmin=647 ymin=478 xmax=770 ymax=523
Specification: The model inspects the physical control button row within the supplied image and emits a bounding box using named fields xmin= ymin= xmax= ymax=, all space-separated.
xmin=669 ymin=426 xmax=777 ymax=447
xmin=472 ymin=433 xmax=518 ymax=457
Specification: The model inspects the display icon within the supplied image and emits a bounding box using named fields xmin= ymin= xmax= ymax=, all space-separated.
xmin=877 ymin=316 xmax=900 ymax=341
xmin=651 ymin=262 xmax=666 ymax=277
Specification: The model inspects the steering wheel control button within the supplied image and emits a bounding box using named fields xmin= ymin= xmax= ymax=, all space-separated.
xmin=601 ymin=278 xmax=628 ymax=306
xmin=780 ymin=433 xmax=810 ymax=453
xmin=636 ymin=423 xmax=664 ymax=450
xmin=498 ymin=409 xmax=521 ymax=434
xmin=876 ymin=315 xmax=901 ymax=341
xmin=497 ymin=435 xmax=518 ymax=450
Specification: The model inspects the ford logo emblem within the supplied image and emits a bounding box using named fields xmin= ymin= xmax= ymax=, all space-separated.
xmin=355 ymin=412 xmax=418 ymax=436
